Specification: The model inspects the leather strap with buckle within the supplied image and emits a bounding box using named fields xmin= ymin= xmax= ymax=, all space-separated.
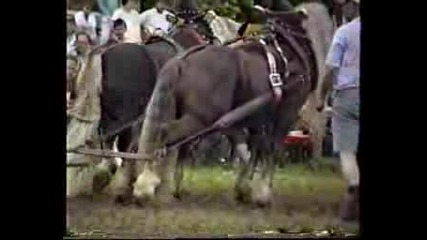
xmin=259 ymin=38 xmax=284 ymax=102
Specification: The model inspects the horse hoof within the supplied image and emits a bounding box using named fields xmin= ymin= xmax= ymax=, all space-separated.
xmin=133 ymin=197 xmax=146 ymax=208
xmin=173 ymin=191 xmax=182 ymax=200
xmin=254 ymin=199 xmax=272 ymax=208
xmin=113 ymin=194 xmax=133 ymax=206
xmin=92 ymin=171 xmax=112 ymax=194
xmin=235 ymin=191 xmax=251 ymax=204
xmin=173 ymin=188 xmax=189 ymax=200
xmin=109 ymin=164 xmax=118 ymax=175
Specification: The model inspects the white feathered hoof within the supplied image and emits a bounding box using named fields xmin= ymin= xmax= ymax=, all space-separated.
xmin=132 ymin=168 xmax=161 ymax=207
xmin=107 ymin=167 xmax=133 ymax=205
xmin=234 ymin=179 xmax=252 ymax=204
xmin=92 ymin=169 xmax=112 ymax=194
xmin=92 ymin=160 xmax=116 ymax=194
xmin=250 ymin=178 xmax=273 ymax=208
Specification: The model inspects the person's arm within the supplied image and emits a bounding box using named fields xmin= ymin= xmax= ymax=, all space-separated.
xmin=317 ymin=67 xmax=334 ymax=110
xmin=316 ymin=29 xmax=346 ymax=111
xmin=139 ymin=10 xmax=155 ymax=35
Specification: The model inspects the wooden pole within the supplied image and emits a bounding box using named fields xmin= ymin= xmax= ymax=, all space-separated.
xmin=68 ymin=148 xmax=152 ymax=161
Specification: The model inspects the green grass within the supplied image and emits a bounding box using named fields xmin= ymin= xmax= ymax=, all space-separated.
xmin=183 ymin=160 xmax=345 ymax=198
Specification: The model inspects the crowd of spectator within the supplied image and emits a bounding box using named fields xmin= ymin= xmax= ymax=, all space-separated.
xmin=67 ymin=0 xmax=178 ymax=59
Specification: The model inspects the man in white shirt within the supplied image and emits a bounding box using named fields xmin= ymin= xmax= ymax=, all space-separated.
xmin=140 ymin=0 xmax=174 ymax=36
xmin=112 ymin=0 xmax=142 ymax=43
xmin=74 ymin=3 xmax=100 ymax=43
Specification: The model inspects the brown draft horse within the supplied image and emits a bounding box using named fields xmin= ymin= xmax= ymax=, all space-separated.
xmin=108 ymin=2 xmax=335 ymax=207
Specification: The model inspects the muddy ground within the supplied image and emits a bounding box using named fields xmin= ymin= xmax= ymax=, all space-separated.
xmin=66 ymin=165 xmax=359 ymax=238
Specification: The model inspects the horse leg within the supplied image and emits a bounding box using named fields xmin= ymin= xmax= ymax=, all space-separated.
xmin=251 ymin=129 xmax=275 ymax=207
xmin=173 ymin=145 xmax=190 ymax=200
xmin=227 ymin=130 xmax=250 ymax=170
xmin=92 ymin=136 xmax=116 ymax=194
xmin=236 ymin=126 xmax=275 ymax=208
xmin=108 ymin=127 xmax=139 ymax=204
xmin=100 ymin=136 xmax=118 ymax=173
xmin=133 ymin=114 xmax=205 ymax=204
xmin=234 ymin=128 xmax=260 ymax=204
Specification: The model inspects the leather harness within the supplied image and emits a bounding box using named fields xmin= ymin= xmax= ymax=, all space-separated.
xmin=256 ymin=10 xmax=318 ymax=102
xmin=160 ymin=8 xmax=318 ymax=104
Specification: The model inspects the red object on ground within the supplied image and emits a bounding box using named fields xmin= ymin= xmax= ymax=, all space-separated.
xmin=282 ymin=134 xmax=311 ymax=145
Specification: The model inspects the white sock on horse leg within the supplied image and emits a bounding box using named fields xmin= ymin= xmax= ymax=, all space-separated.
xmin=236 ymin=143 xmax=251 ymax=164
xmin=339 ymin=151 xmax=359 ymax=186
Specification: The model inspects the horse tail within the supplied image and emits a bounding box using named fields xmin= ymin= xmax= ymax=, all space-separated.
xmin=296 ymin=1 xmax=334 ymax=158
xmin=296 ymin=1 xmax=334 ymax=91
xmin=137 ymin=58 xmax=181 ymax=158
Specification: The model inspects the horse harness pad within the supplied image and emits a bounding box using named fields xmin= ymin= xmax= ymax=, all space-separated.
xmin=272 ymin=18 xmax=318 ymax=91
xmin=257 ymin=14 xmax=318 ymax=102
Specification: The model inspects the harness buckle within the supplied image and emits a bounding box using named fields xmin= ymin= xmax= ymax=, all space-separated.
xmin=269 ymin=73 xmax=283 ymax=87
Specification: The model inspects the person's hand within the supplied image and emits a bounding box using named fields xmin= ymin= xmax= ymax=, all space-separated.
xmin=153 ymin=28 xmax=165 ymax=37
xmin=324 ymin=106 xmax=334 ymax=117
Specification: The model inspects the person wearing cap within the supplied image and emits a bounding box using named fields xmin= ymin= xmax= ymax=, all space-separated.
xmin=316 ymin=0 xmax=360 ymax=222
xmin=140 ymin=0 xmax=175 ymax=37
xmin=112 ymin=0 xmax=143 ymax=43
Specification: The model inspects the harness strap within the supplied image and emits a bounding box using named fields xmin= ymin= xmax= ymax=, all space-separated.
xmin=145 ymin=35 xmax=186 ymax=54
xmin=159 ymin=36 xmax=186 ymax=53
xmin=178 ymin=43 xmax=210 ymax=59
xmin=259 ymin=38 xmax=283 ymax=102
xmin=273 ymin=25 xmax=312 ymax=86
xmin=272 ymin=37 xmax=290 ymax=78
